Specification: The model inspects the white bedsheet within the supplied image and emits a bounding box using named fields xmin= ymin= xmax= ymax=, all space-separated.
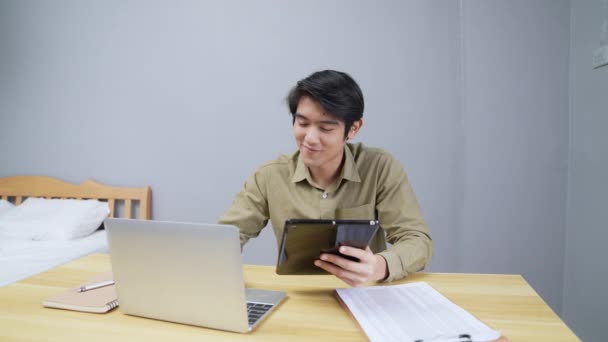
xmin=0 ymin=230 xmax=108 ymax=287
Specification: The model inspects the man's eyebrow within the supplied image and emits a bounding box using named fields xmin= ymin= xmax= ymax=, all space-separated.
xmin=294 ymin=113 xmax=340 ymax=125
xmin=319 ymin=119 xmax=340 ymax=125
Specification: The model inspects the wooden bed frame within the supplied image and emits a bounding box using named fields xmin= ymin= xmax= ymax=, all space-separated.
xmin=0 ymin=176 xmax=151 ymax=219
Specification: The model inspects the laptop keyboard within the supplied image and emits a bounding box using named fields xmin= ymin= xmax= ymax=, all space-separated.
xmin=246 ymin=302 xmax=274 ymax=326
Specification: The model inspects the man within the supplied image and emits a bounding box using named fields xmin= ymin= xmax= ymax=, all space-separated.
xmin=220 ymin=70 xmax=432 ymax=286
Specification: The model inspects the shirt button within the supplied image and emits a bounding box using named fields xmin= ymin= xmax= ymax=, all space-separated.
xmin=322 ymin=192 xmax=328 ymax=199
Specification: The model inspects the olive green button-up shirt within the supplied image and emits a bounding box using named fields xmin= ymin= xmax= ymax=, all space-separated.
xmin=219 ymin=142 xmax=432 ymax=281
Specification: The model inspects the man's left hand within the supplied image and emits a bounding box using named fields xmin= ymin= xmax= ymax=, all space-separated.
xmin=314 ymin=246 xmax=388 ymax=287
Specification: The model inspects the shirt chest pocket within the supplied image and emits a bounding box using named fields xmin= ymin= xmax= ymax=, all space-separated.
xmin=335 ymin=203 xmax=375 ymax=220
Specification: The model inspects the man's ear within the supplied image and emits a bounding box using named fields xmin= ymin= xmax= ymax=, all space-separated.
xmin=346 ymin=119 xmax=363 ymax=140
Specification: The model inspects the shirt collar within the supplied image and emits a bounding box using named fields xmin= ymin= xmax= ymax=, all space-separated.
xmin=291 ymin=152 xmax=308 ymax=183
xmin=341 ymin=144 xmax=361 ymax=183
xmin=290 ymin=144 xmax=361 ymax=184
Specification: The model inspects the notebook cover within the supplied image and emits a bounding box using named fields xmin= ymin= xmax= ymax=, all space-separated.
xmin=42 ymin=272 xmax=118 ymax=313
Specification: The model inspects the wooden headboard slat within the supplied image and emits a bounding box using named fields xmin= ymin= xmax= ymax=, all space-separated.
xmin=0 ymin=176 xmax=151 ymax=220
xmin=124 ymin=199 xmax=132 ymax=219
xmin=107 ymin=198 xmax=116 ymax=218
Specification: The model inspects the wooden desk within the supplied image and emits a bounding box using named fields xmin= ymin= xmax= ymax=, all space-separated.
xmin=0 ymin=254 xmax=579 ymax=341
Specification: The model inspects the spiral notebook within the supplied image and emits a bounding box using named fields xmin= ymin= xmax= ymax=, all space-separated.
xmin=43 ymin=272 xmax=118 ymax=313
xmin=335 ymin=282 xmax=502 ymax=342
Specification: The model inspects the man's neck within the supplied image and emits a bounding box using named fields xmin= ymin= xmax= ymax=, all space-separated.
xmin=309 ymin=152 xmax=345 ymax=190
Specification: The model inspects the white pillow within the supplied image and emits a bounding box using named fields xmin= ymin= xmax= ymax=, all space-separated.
xmin=0 ymin=199 xmax=15 ymax=215
xmin=0 ymin=198 xmax=110 ymax=240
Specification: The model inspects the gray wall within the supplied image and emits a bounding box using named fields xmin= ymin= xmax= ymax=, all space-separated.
xmin=563 ymin=0 xmax=608 ymax=341
xmin=460 ymin=0 xmax=570 ymax=315
xmin=0 ymin=0 xmax=572 ymax=321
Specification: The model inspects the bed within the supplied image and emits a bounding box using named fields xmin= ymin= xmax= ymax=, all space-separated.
xmin=0 ymin=175 xmax=151 ymax=286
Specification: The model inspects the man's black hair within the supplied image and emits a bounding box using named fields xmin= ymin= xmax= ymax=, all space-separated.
xmin=286 ymin=70 xmax=364 ymax=138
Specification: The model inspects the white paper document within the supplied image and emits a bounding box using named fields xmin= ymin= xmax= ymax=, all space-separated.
xmin=336 ymin=282 xmax=501 ymax=342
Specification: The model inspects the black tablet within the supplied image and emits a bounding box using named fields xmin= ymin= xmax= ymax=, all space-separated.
xmin=276 ymin=219 xmax=380 ymax=275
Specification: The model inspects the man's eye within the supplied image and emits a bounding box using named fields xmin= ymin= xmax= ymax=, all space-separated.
xmin=298 ymin=122 xmax=309 ymax=127
xmin=320 ymin=127 xmax=333 ymax=132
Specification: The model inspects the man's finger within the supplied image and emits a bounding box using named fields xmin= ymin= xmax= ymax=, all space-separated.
xmin=319 ymin=253 xmax=362 ymax=272
xmin=339 ymin=246 xmax=373 ymax=262
xmin=314 ymin=259 xmax=359 ymax=282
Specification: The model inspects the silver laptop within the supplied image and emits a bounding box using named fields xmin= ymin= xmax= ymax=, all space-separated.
xmin=104 ymin=218 xmax=286 ymax=333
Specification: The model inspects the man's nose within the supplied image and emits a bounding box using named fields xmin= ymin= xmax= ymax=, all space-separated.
xmin=304 ymin=127 xmax=320 ymax=144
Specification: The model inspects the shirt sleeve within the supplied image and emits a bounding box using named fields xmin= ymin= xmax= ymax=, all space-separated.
xmin=375 ymin=155 xmax=433 ymax=281
xmin=218 ymin=169 xmax=270 ymax=248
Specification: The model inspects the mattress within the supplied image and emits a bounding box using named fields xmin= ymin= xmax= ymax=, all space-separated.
xmin=0 ymin=230 xmax=108 ymax=287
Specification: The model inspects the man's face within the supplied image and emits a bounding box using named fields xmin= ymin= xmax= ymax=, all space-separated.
xmin=293 ymin=96 xmax=360 ymax=170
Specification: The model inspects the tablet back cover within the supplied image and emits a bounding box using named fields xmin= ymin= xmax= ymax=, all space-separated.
xmin=276 ymin=219 xmax=379 ymax=275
